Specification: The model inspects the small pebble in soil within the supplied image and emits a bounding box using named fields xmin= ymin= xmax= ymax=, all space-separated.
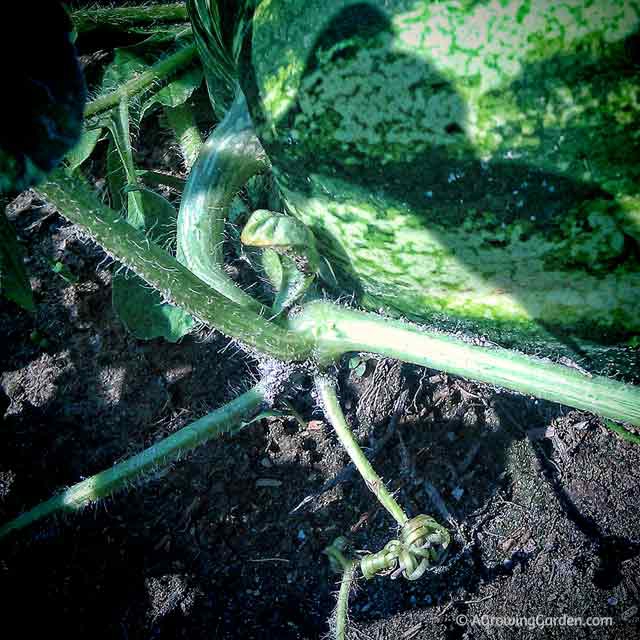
xmin=256 ymin=478 xmax=281 ymax=488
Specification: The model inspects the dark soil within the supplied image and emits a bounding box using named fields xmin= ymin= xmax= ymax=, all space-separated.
xmin=2 ymin=188 xmax=640 ymax=640
xmin=2 ymin=10 xmax=640 ymax=637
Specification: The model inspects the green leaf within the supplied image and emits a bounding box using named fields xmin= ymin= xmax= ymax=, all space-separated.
xmin=112 ymin=272 xmax=194 ymax=342
xmin=106 ymin=136 xmax=127 ymax=213
xmin=110 ymin=181 xmax=189 ymax=340
xmin=138 ymin=170 xmax=186 ymax=192
xmin=260 ymin=249 xmax=313 ymax=314
xmin=261 ymin=248 xmax=284 ymax=290
xmin=99 ymin=59 xmax=192 ymax=342
xmin=348 ymin=356 xmax=367 ymax=378
xmin=49 ymin=259 xmax=78 ymax=284
xmin=142 ymin=66 xmax=203 ymax=114
xmin=66 ymin=126 xmax=104 ymax=172
xmin=101 ymin=49 xmax=148 ymax=93
xmin=69 ymin=49 xmax=148 ymax=176
xmin=0 ymin=212 xmax=34 ymax=311
xmin=272 ymin=255 xmax=313 ymax=314
xmin=105 ymin=95 xmax=190 ymax=341
xmin=127 ymin=187 xmax=178 ymax=246
xmin=241 ymin=209 xmax=320 ymax=273
xmin=163 ymin=103 xmax=203 ymax=169
xmin=245 ymin=212 xmax=320 ymax=313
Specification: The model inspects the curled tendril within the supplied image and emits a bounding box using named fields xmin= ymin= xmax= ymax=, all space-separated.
xmin=360 ymin=515 xmax=450 ymax=581
xmin=360 ymin=539 xmax=403 ymax=579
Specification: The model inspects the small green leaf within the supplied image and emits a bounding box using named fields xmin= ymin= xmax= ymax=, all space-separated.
xmin=138 ymin=170 xmax=186 ymax=192
xmin=246 ymin=213 xmax=319 ymax=313
xmin=99 ymin=61 xmax=189 ymax=342
xmin=127 ymin=187 xmax=178 ymax=245
xmin=261 ymin=248 xmax=283 ymax=290
xmin=0 ymin=212 xmax=34 ymax=311
xmin=78 ymin=48 xmax=148 ymax=173
xmin=272 ymin=255 xmax=314 ymax=314
xmin=241 ymin=209 xmax=320 ymax=273
xmin=106 ymin=136 xmax=127 ymax=213
xmin=260 ymin=249 xmax=313 ymax=314
xmin=110 ymin=182 xmax=186 ymax=339
xmin=49 ymin=260 xmax=78 ymax=284
xmin=142 ymin=66 xmax=203 ymax=114
xmin=101 ymin=49 xmax=148 ymax=93
xmin=112 ymin=272 xmax=194 ymax=342
xmin=164 ymin=103 xmax=203 ymax=169
xmin=66 ymin=126 xmax=104 ymax=171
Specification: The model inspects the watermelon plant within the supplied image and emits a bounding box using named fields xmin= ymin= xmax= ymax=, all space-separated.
xmin=1 ymin=0 xmax=640 ymax=635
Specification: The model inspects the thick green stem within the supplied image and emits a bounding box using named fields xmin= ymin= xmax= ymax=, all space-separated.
xmin=34 ymin=171 xmax=640 ymax=425
xmin=296 ymin=303 xmax=640 ymax=427
xmin=0 ymin=385 xmax=265 ymax=539
xmin=315 ymin=375 xmax=409 ymax=526
xmin=85 ymin=43 xmax=198 ymax=119
xmin=72 ymin=3 xmax=189 ymax=34
xmin=176 ymin=90 xmax=268 ymax=311
xmin=36 ymin=170 xmax=313 ymax=360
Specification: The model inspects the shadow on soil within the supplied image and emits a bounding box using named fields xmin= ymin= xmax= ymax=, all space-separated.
xmin=2 ymin=210 xmax=638 ymax=638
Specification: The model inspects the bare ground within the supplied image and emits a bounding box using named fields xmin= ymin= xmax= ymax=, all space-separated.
xmin=1 ymin=186 xmax=640 ymax=640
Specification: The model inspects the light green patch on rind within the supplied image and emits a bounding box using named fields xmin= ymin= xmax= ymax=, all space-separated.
xmin=280 ymin=176 xmax=639 ymax=337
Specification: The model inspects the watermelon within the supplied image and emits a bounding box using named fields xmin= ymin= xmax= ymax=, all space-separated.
xmin=240 ymin=0 xmax=640 ymax=372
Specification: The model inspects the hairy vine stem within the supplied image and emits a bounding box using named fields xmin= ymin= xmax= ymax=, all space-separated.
xmin=294 ymin=303 xmax=640 ymax=427
xmin=36 ymin=170 xmax=313 ymax=361
xmin=33 ymin=170 xmax=640 ymax=426
xmin=0 ymin=385 xmax=265 ymax=539
xmin=315 ymin=375 xmax=409 ymax=526
xmin=72 ymin=3 xmax=189 ymax=34
xmin=176 ymin=90 xmax=268 ymax=311
xmin=3 ymin=152 xmax=639 ymax=540
xmin=325 ymin=537 xmax=357 ymax=640
xmin=334 ymin=560 xmax=357 ymax=640
xmin=84 ymin=43 xmax=199 ymax=119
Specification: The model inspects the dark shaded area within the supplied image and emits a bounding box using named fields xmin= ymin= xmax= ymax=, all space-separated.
xmin=1 ymin=3 xmax=85 ymax=191
xmin=532 ymin=439 xmax=640 ymax=590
